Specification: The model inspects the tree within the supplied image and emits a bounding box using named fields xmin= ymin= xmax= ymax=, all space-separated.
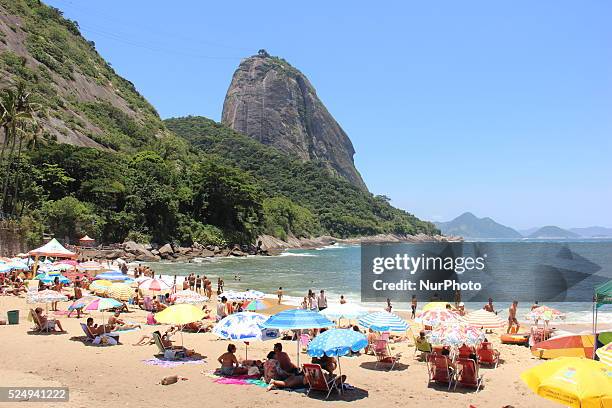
xmin=41 ymin=196 xmax=103 ymax=242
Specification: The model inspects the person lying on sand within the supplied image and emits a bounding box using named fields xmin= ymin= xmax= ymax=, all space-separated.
xmin=217 ymin=344 xmax=248 ymax=376
xmin=133 ymin=327 xmax=176 ymax=347
xmin=183 ymin=320 xmax=214 ymax=333
xmin=86 ymin=317 xmax=114 ymax=336
xmin=267 ymin=372 xmax=347 ymax=392
xmin=108 ymin=311 xmax=141 ymax=330
xmin=34 ymin=307 xmax=65 ymax=332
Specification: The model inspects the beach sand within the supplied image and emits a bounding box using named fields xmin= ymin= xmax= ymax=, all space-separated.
xmin=0 ymin=295 xmax=607 ymax=408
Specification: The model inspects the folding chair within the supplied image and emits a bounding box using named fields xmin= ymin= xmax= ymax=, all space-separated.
xmin=302 ymin=363 xmax=339 ymax=399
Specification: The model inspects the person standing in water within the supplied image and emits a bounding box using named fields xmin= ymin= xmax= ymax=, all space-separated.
xmin=385 ymin=298 xmax=392 ymax=313
xmin=507 ymin=300 xmax=519 ymax=333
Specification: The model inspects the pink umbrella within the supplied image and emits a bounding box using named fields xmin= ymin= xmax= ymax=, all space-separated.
xmin=417 ymin=309 xmax=464 ymax=327
xmin=139 ymin=278 xmax=172 ymax=292
xmin=57 ymin=260 xmax=78 ymax=266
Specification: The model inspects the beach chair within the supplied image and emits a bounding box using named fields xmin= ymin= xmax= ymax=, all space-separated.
xmin=142 ymin=296 xmax=153 ymax=311
xmin=152 ymin=331 xmax=186 ymax=360
xmin=374 ymin=339 xmax=401 ymax=370
xmin=302 ymin=363 xmax=339 ymax=399
xmin=427 ymin=353 xmax=454 ymax=390
xmin=29 ymin=309 xmax=47 ymax=333
xmin=458 ymin=344 xmax=475 ymax=359
xmin=413 ymin=336 xmax=432 ymax=360
xmin=380 ymin=332 xmax=390 ymax=341
xmin=300 ymin=333 xmax=311 ymax=352
xmin=476 ymin=342 xmax=500 ymax=368
xmin=454 ymin=358 xmax=483 ymax=392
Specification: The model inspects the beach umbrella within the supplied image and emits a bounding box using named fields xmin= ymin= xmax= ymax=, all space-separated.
xmin=245 ymin=290 xmax=265 ymax=299
xmin=89 ymin=279 xmax=113 ymax=295
xmin=213 ymin=312 xmax=279 ymax=359
xmin=320 ymin=303 xmax=368 ymax=321
xmin=426 ymin=323 xmax=486 ymax=347
xmin=95 ymin=271 xmax=131 ymax=281
xmin=422 ymin=302 xmax=454 ymax=311
xmin=463 ymin=309 xmax=506 ymax=329
xmin=48 ymin=263 xmax=72 ymax=272
xmin=78 ymin=261 xmax=105 ymax=271
xmin=131 ymin=276 xmax=152 ymax=288
xmin=307 ymin=328 xmax=368 ymax=392
xmin=35 ymin=273 xmax=70 ymax=285
xmin=57 ymin=260 xmax=78 ymax=266
xmin=0 ymin=264 xmax=12 ymax=273
xmin=108 ymin=283 xmax=133 ymax=301
xmin=139 ymin=278 xmax=172 ymax=293
xmin=596 ymin=343 xmax=612 ymax=367
xmin=27 ymin=289 xmax=68 ymax=304
xmin=155 ymin=304 xmax=206 ymax=346
xmin=6 ymin=260 xmax=29 ymax=271
xmin=245 ymin=299 xmax=267 ymax=311
xmin=526 ymin=306 xmax=566 ymax=322
xmin=358 ymin=311 xmax=409 ymax=333
xmin=68 ymin=295 xmax=98 ymax=311
xmin=263 ymin=309 xmax=335 ymax=365
xmin=224 ymin=290 xmax=249 ymax=301
xmin=520 ymin=357 xmax=612 ymax=407
xmin=307 ymin=328 xmax=368 ymax=358
xmin=84 ymin=297 xmax=123 ymax=334
xmin=416 ymin=309 xmax=463 ymax=327
xmin=171 ymin=289 xmax=208 ymax=304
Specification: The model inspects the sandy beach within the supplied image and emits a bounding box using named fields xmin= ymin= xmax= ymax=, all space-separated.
xmin=2 ymin=294 xmax=605 ymax=408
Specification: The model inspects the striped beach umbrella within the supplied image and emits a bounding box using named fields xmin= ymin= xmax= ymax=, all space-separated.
xmin=596 ymin=343 xmax=612 ymax=367
xmin=426 ymin=323 xmax=486 ymax=347
xmin=84 ymin=297 xmax=122 ymax=311
xmin=417 ymin=309 xmax=463 ymax=327
xmin=422 ymin=302 xmax=453 ymax=311
xmin=78 ymin=261 xmax=105 ymax=271
xmin=35 ymin=273 xmax=70 ymax=285
xmin=526 ymin=306 xmax=566 ymax=322
xmin=139 ymin=278 xmax=172 ymax=293
xmin=262 ymin=309 xmax=335 ymax=330
xmin=245 ymin=299 xmax=267 ymax=311
xmin=96 ymin=271 xmax=132 ymax=281
xmin=68 ymin=295 xmax=98 ymax=311
xmin=464 ymin=309 xmax=506 ymax=329
xmin=89 ymin=279 xmax=113 ymax=295
xmin=108 ymin=283 xmax=133 ymax=301
xmin=358 ymin=311 xmax=409 ymax=333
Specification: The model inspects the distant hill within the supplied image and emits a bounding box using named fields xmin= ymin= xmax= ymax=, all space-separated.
xmin=518 ymin=227 xmax=539 ymax=236
xmin=527 ymin=226 xmax=580 ymax=239
xmin=569 ymin=226 xmax=612 ymax=238
xmin=435 ymin=212 xmax=522 ymax=239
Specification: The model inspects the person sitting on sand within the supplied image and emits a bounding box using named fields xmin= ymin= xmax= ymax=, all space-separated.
xmin=108 ymin=311 xmax=141 ymax=331
xmin=218 ymin=344 xmax=249 ymax=376
xmin=34 ymin=307 xmax=64 ymax=332
xmin=152 ymin=296 xmax=167 ymax=312
xmin=311 ymin=354 xmax=337 ymax=374
xmin=273 ymin=342 xmax=298 ymax=375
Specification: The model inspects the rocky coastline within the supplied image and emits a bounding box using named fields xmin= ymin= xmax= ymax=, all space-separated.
xmin=79 ymin=233 xmax=463 ymax=263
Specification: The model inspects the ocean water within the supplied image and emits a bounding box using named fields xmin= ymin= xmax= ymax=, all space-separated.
xmin=146 ymin=240 xmax=612 ymax=325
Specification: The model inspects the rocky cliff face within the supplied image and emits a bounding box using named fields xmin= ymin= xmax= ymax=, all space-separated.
xmin=221 ymin=52 xmax=367 ymax=190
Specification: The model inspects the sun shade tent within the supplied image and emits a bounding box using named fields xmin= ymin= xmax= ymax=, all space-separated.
xmin=28 ymin=238 xmax=77 ymax=276
xmin=79 ymin=235 xmax=95 ymax=246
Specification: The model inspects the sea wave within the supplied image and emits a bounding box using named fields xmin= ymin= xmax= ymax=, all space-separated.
xmin=278 ymin=252 xmax=318 ymax=257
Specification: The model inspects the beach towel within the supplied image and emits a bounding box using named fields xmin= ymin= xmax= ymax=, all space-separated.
xmin=204 ymin=371 xmax=266 ymax=387
xmin=143 ymin=356 xmax=206 ymax=368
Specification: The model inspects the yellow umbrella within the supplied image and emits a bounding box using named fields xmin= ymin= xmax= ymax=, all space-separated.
xmin=108 ymin=283 xmax=133 ymax=302
xmin=422 ymin=301 xmax=453 ymax=312
xmin=154 ymin=304 xmax=206 ymax=346
xmin=89 ymin=279 xmax=113 ymax=296
xmin=520 ymin=357 xmax=612 ymax=408
xmin=155 ymin=304 xmax=205 ymax=325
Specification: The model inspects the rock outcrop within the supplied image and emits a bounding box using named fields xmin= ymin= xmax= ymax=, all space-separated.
xmin=221 ymin=52 xmax=367 ymax=190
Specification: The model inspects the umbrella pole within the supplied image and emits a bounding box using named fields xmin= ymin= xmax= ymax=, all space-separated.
xmin=338 ymin=356 xmax=343 ymax=395
xmin=296 ymin=336 xmax=300 ymax=366
xmin=245 ymin=343 xmax=248 ymax=360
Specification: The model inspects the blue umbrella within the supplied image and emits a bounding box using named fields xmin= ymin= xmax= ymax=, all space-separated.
xmin=262 ymin=309 xmax=335 ymax=330
xmin=358 ymin=311 xmax=409 ymax=333
xmin=307 ymin=329 xmax=368 ymax=358
xmin=0 ymin=264 xmax=11 ymax=273
xmin=95 ymin=272 xmax=131 ymax=281
xmin=213 ymin=312 xmax=279 ymax=359
xmin=307 ymin=329 xmax=367 ymax=392
xmin=263 ymin=309 xmax=335 ymax=365
xmin=35 ymin=273 xmax=70 ymax=285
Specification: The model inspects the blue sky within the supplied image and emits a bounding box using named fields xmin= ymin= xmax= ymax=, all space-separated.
xmin=46 ymin=0 xmax=612 ymax=229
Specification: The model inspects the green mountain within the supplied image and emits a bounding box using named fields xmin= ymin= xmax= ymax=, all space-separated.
xmin=165 ymin=116 xmax=437 ymax=238
xmin=527 ymin=226 xmax=580 ymax=239
xmin=435 ymin=212 xmax=523 ymax=239
xmin=0 ymin=0 xmax=437 ymax=246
